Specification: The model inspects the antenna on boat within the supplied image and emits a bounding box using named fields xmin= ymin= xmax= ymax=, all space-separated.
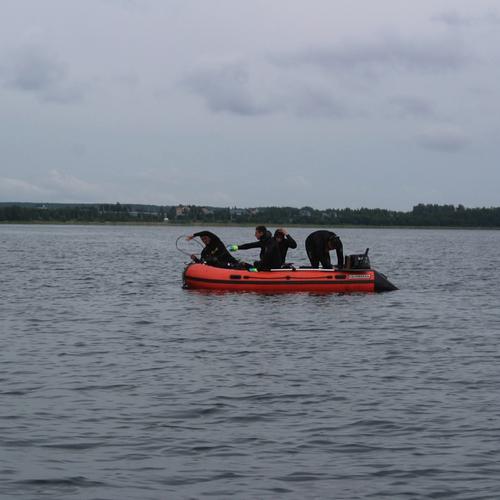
xmin=175 ymin=234 xmax=203 ymax=257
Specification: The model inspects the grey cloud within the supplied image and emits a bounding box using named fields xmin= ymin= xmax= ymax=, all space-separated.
xmin=292 ymin=86 xmax=346 ymax=118
xmin=432 ymin=9 xmax=500 ymax=27
xmin=0 ymin=177 xmax=50 ymax=200
xmin=183 ymin=62 xmax=346 ymax=118
xmin=417 ymin=126 xmax=468 ymax=152
xmin=0 ymin=171 xmax=104 ymax=203
xmin=0 ymin=45 xmax=85 ymax=103
xmin=183 ymin=63 xmax=266 ymax=116
xmin=42 ymin=85 xmax=85 ymax=104
xmin=432 ymin=11 xmax=473 ymax=27
xmin=102 ymin=0 xmax=151 ymax=10
xmin=182 ymin=32 xmax=473 ymax=122
xmin=271 ymin=34 xmax=468 ymax=74
xmin=389 ymin=96 xmax=436 ymax=118
xmin=114 ymin=73 xmax=140 ymax=88
xmin=48 ymin=169 xmax=102 ymax=197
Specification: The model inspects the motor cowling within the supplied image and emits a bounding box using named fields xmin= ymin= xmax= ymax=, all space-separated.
xmin=345 ymin=248 xmax=371 ymax=269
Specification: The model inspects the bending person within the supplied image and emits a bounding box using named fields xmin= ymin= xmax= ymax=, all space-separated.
xmin=187 ymin=231 xmax=237 ymax=268
xmin=274 ymin=228 xmax=297 ymax=266
xmin=229 ymin=225 xmax=282 ymax=271
xmin=305 ymin=230 xmax=344 ymax=269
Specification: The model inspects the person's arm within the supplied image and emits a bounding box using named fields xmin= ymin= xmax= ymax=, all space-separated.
xmin=187 ymin=231 xmax=207 ymax=240
xmin=335 ymin=243 xmax=344 ymax=269
xmin=192 ymin=231 xmax=209 ymax=238
xmin=285 ymin=234 xmax=297 ymax=249
xmin=322 ymin=252 xmax=333 ymax=269
xmin=236 ymin=241 xmax=262 ymax=250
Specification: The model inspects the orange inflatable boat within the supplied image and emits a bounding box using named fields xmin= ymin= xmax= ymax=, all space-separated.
xmin=182 ymin=263 xmax=397 ymax=293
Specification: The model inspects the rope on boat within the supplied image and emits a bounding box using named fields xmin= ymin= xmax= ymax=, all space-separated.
xmin=175 ymin=234 xmax=203 ymax=257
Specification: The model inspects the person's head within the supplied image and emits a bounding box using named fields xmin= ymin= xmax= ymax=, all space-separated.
xmin=327 ymin=234 xmax=340 ymax=250
xmin=274 ymin=229 xmax=285 ymax=242
xmin=200 ymin=235 xmax=211 ymax=246
xmin=255 ymin=225 xmax=267 ymax=240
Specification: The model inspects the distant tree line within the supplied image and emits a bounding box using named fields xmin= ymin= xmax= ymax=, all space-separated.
xmin=0 ymin=203 xmax=166 ymax=223
xmin=1 ymin=202 xmax=500 ymax=227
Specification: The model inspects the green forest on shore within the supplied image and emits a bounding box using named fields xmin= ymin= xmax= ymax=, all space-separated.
xmin=1 ymin=202 xmax=500 ymax=227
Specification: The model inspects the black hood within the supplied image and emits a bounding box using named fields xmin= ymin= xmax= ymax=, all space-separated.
xmin=195 ymin=231 xmax=224 ymax=249
xmin=260 ymin=230 xmax=273 ymax=241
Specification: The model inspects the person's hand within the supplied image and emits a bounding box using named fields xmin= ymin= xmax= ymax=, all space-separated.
xmin=280 ymin=228 xmax=288 ymax=236
xmin=228 ymin=244 xmax=239 ymax=251
xmin=186 ymin=235 xmax=194 ymax=241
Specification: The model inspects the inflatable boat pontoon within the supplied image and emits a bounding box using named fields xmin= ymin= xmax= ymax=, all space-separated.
xmin=182 ymin=263 xmax=397 ymax=293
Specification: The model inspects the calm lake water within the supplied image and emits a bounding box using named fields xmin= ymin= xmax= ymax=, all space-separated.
xmin=1 ymin=224 xmax=500 ymax=499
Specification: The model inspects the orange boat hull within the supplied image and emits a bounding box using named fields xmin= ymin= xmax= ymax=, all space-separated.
xmin=182 ymin=263 xmax=397 ymax=293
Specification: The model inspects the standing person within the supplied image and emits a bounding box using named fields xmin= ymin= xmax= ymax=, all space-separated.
xmin=305 ymin=230 xmax=344 ymax=269
xmin=229 ymin=225 xmax=282 ymax=271
xmin=186 ymin=231 xmax=237 ymax=268
xmin=273 ymin=228 xmax=297 ymax=265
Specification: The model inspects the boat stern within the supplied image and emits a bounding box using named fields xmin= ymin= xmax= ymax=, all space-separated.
xmin=373 ymin=270 xmax=398 ymax=292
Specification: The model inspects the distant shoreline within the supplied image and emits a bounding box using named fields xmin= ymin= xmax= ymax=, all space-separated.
xmin=1 ymin=221 xmax=498 ymax=230
xmin=2 ymin=202 xmax=500 ymax=228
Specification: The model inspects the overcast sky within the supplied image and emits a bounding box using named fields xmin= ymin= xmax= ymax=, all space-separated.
xmin=1 ymin=0 xmax=499 ymax=209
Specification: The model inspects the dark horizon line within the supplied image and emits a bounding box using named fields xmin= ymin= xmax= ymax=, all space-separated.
xmin=1 ymin=201 xmax=499 ymax=212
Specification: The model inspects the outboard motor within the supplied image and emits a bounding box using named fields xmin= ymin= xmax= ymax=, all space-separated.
xmin=345 ymin=248 xmax=371 ymax=269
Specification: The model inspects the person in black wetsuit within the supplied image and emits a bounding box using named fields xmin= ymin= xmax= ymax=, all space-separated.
xmin=305 ymin=230 xmax=344 ymax=269
xmin=229 ymin=225 xmax=282 ymax=271
xmin=186 ymin=231 xmax=237 ymax=268
xmin=274 ymin=228 xmax=297 ymax=266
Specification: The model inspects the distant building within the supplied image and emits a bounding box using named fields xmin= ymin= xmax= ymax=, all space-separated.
xmin=175 ymin=205 xmax=191 ymax=217
xmin=230 ymin=208 xmax=246 ymax=217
